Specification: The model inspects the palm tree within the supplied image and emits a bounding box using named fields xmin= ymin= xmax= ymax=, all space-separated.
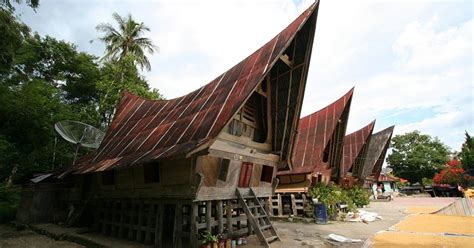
xmin=96 ymin=12 xmax=157 ymax=71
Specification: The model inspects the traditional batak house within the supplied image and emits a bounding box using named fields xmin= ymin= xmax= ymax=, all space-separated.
xmin=340 ymin=121 xmax=376 ymax=187
xmin=360 ymin=126 xmax=395 ymax=187
xmin=17 ymin=2 xmax=320 ymax=247
xmin=271 ymin=88 xmax=353 ymax=216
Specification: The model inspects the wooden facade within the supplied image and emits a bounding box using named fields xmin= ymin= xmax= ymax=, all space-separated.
xmin=271 ymin=89 xmax=353 ymax=216
xmin=18 ymin=2 xmax=321 ymax=247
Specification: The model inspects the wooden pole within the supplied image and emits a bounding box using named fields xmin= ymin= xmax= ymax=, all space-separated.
xmin=190 ymin=203 xmax=199 ymax=248
xmin=217 ymin=200 xmax=223 ymax=234
xmin=226 ymin=200 xmax=233 ymax=235
xmin=206 ymin=201 xmax=212 ymax=232
xmin=291 ymin=194 xmax=298 ymax=216
xmin=277 ymin=194 xmax=283 ymax=216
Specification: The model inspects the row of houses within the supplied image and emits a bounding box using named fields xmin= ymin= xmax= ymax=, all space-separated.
xmin=273 ymin=87 xmax=394 ymax=216
xmin=17 ymin=1 xmax=392 ymax=247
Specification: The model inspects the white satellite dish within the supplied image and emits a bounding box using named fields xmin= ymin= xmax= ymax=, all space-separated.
xmin=381 ymin=167 xmax=393 ymax=175
xmin=54 ymin=120 xmax=105 ymax=164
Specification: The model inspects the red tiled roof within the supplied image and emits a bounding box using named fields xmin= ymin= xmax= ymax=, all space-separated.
xmin=340 ymin=121 xmax=376 ymax=177
xmin=66 ymin=2 xmax=320 ymax=174
xmin=278 ymin=88 xmax=353 ymax=176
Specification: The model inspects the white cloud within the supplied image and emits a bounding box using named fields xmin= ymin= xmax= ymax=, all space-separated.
xmin=393 ymin=18 xmax=472 ymax=71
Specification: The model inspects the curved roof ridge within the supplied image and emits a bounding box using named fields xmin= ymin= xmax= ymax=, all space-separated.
xmin=300 ymin=87 xmax=354 ymax=120
xmin=64 ymin=1 xmax=320 ymax=174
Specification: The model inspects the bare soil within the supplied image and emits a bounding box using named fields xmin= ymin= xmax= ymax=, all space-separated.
xmin=0 ymin=197 xmax=457 ymax=248
xmin=0 ymin=224 xmax=85 ymax=248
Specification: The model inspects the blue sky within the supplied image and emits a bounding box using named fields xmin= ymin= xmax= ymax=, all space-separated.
xmin=15 ymin=0 xmax=473 ymax=151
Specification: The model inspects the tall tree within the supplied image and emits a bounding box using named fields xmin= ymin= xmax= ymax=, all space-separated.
xmin=459 ymin=131 xmax=474 ymax=176
xmin=387 ymin=130 xmax=450 ymax=186
xmin=0 ymin=0 xmax=39 ymax=11
xmin=0 ymin=8 xmax=30 ymax=74
xmin=96 ymin=12 xmax=157 ymax=71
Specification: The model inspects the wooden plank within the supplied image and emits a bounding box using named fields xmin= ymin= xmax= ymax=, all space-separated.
xmin=144 ymin=202 xmax=154 ymax=244
xmin=291 ymin=194 xmax=297 ymax=216
xmin=157 ymin=203 xmax=164 ymax=247
xmin=226 ymin=200 xmax=233 ymax=235
xmin=206 ymin=201 xmax=212 ymax=232
xmin=174 ymin=203 xmax=183 ymax=248
xmin=277 ymin=194 xmax=283 ymax=216
xmin=265 ymin=75 xmax=273 ymax=144
xmin=190 ymin=203 xmax=198 ymax=248
xmin=101 ymin=200 xmax=108 ymax=235
xmin=111 ymin=200 xmax=119 ymax=237
xmin=118 ymin=200 xmax=126 ymax=238
xmin=216 ymin=201 xmax=223 ymax=233
xmin=128 ymin=200 xmax=136 ymax=240
xmin=154 ymin=203 xmax=160 ymax=246
xmin=136 ymin=201 xmax=144 ymax=242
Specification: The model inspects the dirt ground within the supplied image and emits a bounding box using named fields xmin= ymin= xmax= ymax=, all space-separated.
xmin=0 ymin=197 xmax=458 ymax=248
xmin=0 ymin=224 xmax=85 ymax=248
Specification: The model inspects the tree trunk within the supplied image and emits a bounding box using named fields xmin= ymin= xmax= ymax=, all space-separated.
xmin=6 ymin=164 xmax=18 ymax=187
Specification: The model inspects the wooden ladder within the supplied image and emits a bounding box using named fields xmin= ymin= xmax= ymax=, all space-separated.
xmin=235 ymin=188 xmax=280 ymax=247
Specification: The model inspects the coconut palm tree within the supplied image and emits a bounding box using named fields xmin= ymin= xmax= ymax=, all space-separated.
xmin=96 ymin=12 xmax=157 ymax=71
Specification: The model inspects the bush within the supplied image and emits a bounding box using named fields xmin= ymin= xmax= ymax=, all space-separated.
xmin=346 ymin=186 xmax=370 ymax=207
xmin=0 ymin=185 xmax=20 ymax=223
xmin=308 ymin=183 xmax=355 ymax=220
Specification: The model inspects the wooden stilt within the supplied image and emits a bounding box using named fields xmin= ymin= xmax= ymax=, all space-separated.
xmin=291 ymin=194 xmax=297 ymax=216
xmin=174 ymin=203 xmax=183 ymax=247
xmin=157 ymin=203 xmax=164 ymax=247
xmin=226 ymin=200 xmax=233 ymax=235
xmin=190 ymin=203 xmax=198 ymax=248
xmin=128 ymin=200 xmax=136 ymax=240
xmin=277 ymin=194 xmax=283 ymax=216
xmin=154 ymin=203 xmax=161 ymax=246
xmin=136 ymin=201 xmax=144 ymax=242
xmin=144 ymin=202 xmax=154 ymax=244
xmin=217 ymin=200 xmax=223 ymax=234
xmin=206 ymin=201 xmax=212 ymax=232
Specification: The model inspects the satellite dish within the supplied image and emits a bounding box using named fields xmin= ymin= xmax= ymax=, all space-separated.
xmin=54 ymin=120 xmax=105 ymax=164
xmin=381 ymin=167 xmax=393 ymax=175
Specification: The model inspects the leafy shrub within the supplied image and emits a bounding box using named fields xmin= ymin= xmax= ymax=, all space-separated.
xmin=0 ymin=185 xmax=20 ymax=223
xmin=308 ymin=183 xmax=355 ymax=220
xmin=346 ymin=186 xmax=370 ymax=207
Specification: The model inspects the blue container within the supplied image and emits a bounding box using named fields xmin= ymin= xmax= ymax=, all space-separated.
xmin=314 ymin=203 xmax=328 ymax=224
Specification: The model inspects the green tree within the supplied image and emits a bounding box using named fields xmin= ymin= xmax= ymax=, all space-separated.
xmin=97 ymin=55 xmax=162 ymax=126
xmin=0 ymin=8 xmax=30 ymax=74
xmin=459 ymin=131 xmax=474 ymax=175
xmin=0 ymin=10 xmax=101 ymax=183
xmin=96 ymin=12 xmax=157 ymax=71
xmin=386 ymin=130 xmax=450 ymax=186
xmin=0 ymin=0 xmax=39 ymax=11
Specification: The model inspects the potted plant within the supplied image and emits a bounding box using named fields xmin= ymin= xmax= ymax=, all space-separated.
xmin=201 ymin=231 xmax=218 ymax=248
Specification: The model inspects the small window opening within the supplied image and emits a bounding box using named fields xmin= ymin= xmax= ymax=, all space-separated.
xmin=260 ymin=165 xmax=274 ymax=183
xmin=322 ymin=140 xmax=330 ymax=163
xmin=144 ymin=163 xmax=160 ymax=183
xmin=317 ymin=174 xmax=323 ymax=183
xmin=218 ymin=159 xmax=230 ymax=181
xmin=102 ymin=170 xmax=115 ymax=185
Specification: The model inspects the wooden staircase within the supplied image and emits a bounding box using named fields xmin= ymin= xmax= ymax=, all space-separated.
xmin=236 ymin=188 xmax=280 ymax=247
